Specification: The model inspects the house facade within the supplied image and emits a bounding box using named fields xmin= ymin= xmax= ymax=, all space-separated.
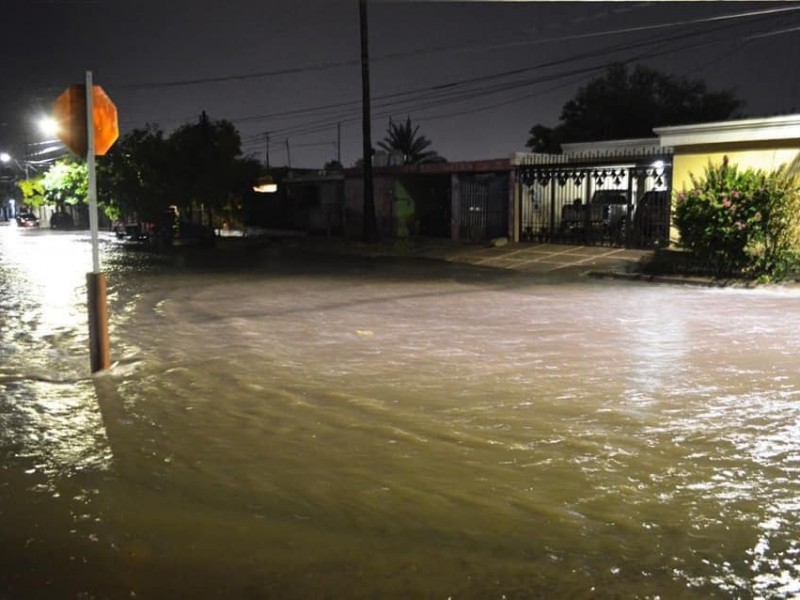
xmin=655 ymin=114 xmax=800 ymax=191
xmin=513 ymin=139 xmax=673 ymax=248
xmin=655 ymin=114 xmax=800 ymax=245
xmin=276 ymin=115 xmax=800 ymax=249
xmin=343 ymin=159 xmax=514 ymax=242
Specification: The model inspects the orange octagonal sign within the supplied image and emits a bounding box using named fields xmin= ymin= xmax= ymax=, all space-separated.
xmin=53 ymin=84 xmax=119 ymax=157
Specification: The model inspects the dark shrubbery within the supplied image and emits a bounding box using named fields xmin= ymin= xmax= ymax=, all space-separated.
xmin=673 ymin=156 xmax=800 ymax=281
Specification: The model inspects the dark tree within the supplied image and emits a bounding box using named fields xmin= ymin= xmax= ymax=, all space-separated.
xmin=527 ymin=63 xmax=744 ymax=153
xmin=98 ymin=116 xmax=260 ymax=227
xmin=98 ymin=125 xmax=171 ymax=221
xmin=168 ymin=111 xmax=247 ymax=219
xmin=377 ymin=117 xmax=444 ymax=165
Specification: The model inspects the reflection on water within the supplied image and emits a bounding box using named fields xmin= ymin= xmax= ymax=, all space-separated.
xmin=2 ymin=226 xmax=800 ymax=598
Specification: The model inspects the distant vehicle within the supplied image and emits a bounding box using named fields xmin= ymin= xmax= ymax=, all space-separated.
xmin=115 ymin=222 xmax=153 ymax=243
xmin=50 ymin=211 xmax=74 ymax=230
xmin=173 ymin=221 xmax=216 ymax=248
xmin=16 ymin=213 xmax=40 ymax=227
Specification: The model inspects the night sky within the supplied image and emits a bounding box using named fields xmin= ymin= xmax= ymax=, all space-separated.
xmin=2 ymin=1 xmax=800 ymax=169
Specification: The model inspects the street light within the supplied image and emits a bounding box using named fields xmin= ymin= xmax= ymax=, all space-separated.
xmin=38 ymin=116 xmax=59 ymax=137
xmin=0 ymin=152 xmax=10 ymax=163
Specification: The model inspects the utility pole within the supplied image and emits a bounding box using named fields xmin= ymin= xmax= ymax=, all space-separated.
xmin=264 ymin=132 xmax=270 ymax=169
xmin=337 ymin=121 xmax=342 ymax=165
xmin=286 ymin=138 xmax=291 ymax=168
xmin=359 ymin=0 xmax=378 ymax=242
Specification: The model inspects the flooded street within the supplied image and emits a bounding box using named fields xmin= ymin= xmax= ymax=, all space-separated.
xmin=1 ymin=225 xmax=800 ymax=599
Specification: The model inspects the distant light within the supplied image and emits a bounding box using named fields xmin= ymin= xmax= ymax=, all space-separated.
xmin=39 ymin=116 xmax=59 ymax=137
xmin=253 ymin=183 xmax=278 ymax=193
xmin=253 ymin=175 xmax=277 ymax=193
xmin=0 ymin=152 xmax=10 ymax=163
xmin=651 ymin=160 xmax=664 ymax=169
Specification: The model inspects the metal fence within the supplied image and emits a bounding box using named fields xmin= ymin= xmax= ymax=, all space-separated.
xmin=459 ymin=174 xmax=509 ymax=241
xmin=518 ymin=161 xmax=671 ymax=248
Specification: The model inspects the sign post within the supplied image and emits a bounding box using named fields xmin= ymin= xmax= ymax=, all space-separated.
xmin=85 ymin=71 xmax=108 ymax=373
xmin=54 ymin=71 xmax=118 ymax=373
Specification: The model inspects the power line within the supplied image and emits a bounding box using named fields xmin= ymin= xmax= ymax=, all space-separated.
xmin=238 ymin=13 xmax=788 ymax=143
xmin=104 ymin=4 xmax=800 ymax=92
xmin=221 ymin=8 xmax=792 ymax=136
xmin=99 ymin=7 xmax=800 ymax=167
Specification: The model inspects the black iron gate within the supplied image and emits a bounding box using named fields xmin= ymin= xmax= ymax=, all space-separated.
xmin=460 ymin=174 xmax=509 ymax=241
xmin=518 ymin=158 xmax=671 ymax=249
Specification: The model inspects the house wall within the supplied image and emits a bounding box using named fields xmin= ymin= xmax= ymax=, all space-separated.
xmin=671 ymin=146 xmax=800 ymax=193
xmin=343 ymin=176 xmax=394 ymax=239
xmin=669 ymin=145 xmax=800 ymax=245
xmin=344 ymin=163 xmax=512 ymax=241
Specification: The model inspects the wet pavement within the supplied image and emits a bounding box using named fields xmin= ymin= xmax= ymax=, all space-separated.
xmin=263 ymin=236 xmax=654 ymax=277
xmin=4 ymin=225 xmax=800 ymax=599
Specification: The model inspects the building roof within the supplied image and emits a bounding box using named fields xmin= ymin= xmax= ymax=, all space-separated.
xmin=344 ymin=158 xmax=512 ymax=177
xmin=513 ymin=138 xmax=670 ymax=168
xmin=654 ymin=114 xmax=800 ymax=147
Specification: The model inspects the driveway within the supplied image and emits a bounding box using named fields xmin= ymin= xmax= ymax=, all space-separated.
xmin=294 ymin=238 xmax=653 ymax=276
xmin=441 ymin=242 xmax=652 ymax=275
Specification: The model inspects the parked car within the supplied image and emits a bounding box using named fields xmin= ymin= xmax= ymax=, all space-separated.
xmin=16 ymin=213 xmax=40 ymax=227
xmin=174 ymin=221 xmax=216 ymax=248
xmin=588 ymin=190 xmax=629 ymax=239
xmin=50 ymin=211 xmax=74 ymax=229
xmin=559 ymin=190 xmax=630 ymax=243
xmin=632 ymin=190 xmax=671 ymax=248
xmin=115 ymin=222 xmax=153 ymax=243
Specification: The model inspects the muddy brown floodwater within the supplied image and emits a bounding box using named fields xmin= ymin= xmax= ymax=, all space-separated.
xmin=1 ymin=226 xmax=800 ymax=599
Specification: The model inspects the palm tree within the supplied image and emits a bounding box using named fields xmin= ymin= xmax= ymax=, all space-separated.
xmin=377 ymin=117 xmax=444 ymax=165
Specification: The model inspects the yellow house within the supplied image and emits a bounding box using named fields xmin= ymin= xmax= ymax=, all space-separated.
xmin=654 ymin=114 xmax=800 ymax=244
xmin=655 ymin=114 xmax=800 ymax=188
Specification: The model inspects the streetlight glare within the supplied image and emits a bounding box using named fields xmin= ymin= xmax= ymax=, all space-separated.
xmin=39 ymin=116 xmax=59 ymax=137
xmin=0 ymin=152 xmax=10 ymax=163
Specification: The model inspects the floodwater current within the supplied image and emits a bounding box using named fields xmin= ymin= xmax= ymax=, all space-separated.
xmin=1 ymin=225 xmax=800 ymax=599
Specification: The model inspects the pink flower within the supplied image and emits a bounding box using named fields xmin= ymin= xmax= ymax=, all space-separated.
xmin=722 ymin=198 xmax=732 ymax=209
xmin=732 ymin=190 xmax=741 ymax=200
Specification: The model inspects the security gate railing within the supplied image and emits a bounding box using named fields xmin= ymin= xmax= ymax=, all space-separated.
xmin=518 ymin=159 xmax=671 ymax=249
xmin=460 ymin=174 xmax=509 ymax=242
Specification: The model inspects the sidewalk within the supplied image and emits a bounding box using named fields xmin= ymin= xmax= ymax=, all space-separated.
xmin=278 ymin=236 xmax=654 ymax=277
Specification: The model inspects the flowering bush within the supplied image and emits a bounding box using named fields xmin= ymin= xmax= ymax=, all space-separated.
xmin=673 ymin=156 xmax=800 ymax=280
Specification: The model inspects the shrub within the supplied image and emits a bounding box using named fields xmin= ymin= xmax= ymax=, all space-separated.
xmin=673 ymin=156 xmax=800 ymax=280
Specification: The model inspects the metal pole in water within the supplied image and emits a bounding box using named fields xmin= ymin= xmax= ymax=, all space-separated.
xmin=85 ymin=70 xmax=110 ymax=373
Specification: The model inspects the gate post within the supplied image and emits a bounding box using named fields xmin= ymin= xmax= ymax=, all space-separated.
xmin=450 ymin=173 xmax=460 ymax=241
xmin=509 ymin=170 xmax=519 ymax=242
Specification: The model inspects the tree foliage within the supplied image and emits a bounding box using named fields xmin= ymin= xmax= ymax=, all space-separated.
xmin=98 ymin=125 xmax=171 ymax=221
xmin=167 ymin=111 xmax=257 ymax=217
xmin=15 ymin=113 xmax=260 ymax=230
xmin=62 ymin=113 xmax=258 ymax=225
xmin=673 ymin=156 xmax=800 ymax=280
xmin=41 ymin=159 xmax=88 ymax=210
xmin=377 ymin=117 xmax=444 ymax=164
xmin=17 ymin=176 xmax=46 ymax=207
xmin=527 ymin=63 xmax=744 ymax=153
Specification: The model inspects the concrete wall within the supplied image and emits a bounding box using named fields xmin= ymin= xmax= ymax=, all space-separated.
xmin=343 ymin=176 xmax=395 ymax=239
xmin=344 ymin=163 xmax=513 ymax=242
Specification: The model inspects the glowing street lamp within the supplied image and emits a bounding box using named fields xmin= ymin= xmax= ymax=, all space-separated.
xmin=38 ymin=116 xmax=59 ymax=137
xmin=0 ymin=152 xmax=10 ymax=163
